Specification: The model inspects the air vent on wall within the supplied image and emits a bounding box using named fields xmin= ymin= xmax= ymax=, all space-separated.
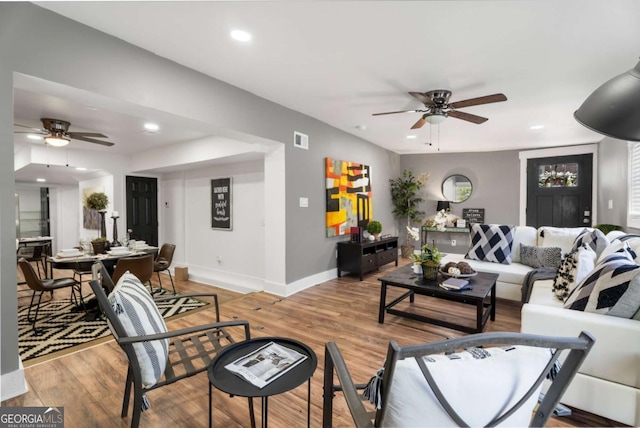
xmin=294 ymin=131 xmax=309 ymax=150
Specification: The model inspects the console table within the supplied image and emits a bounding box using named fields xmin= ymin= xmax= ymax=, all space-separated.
xmin=421 ymin=226 xmax=470 ymax=246
xmin=337 ymin=236 xmax=398 ymax=280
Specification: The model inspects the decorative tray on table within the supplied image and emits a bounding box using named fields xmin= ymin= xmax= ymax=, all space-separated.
xmin=439 ymin=269 xmax=478 ymax=279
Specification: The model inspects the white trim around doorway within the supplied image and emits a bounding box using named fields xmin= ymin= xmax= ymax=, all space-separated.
xmin=518 ymin=144 xmax=599 ymax=226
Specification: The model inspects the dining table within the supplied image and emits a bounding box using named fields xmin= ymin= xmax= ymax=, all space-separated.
xmin=47 ymin=246 xmax=159 ymax=278
xmin=47 ymin=246 xmax=159 ymax=320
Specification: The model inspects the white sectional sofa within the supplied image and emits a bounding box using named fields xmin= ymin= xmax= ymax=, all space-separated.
xmin=440 ymin=225 xmax=580 ymax=301
xmin=440 ymin=225 xmax=640 ymax=425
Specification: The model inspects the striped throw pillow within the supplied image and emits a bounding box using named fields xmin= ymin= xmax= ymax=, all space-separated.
xmin=564 ymin=246 xmax=640 ymax=318
xmin=466 ymin=224 xmax=515 ymax=264
xmin=108 ymin=272 xmax=169 ymax=387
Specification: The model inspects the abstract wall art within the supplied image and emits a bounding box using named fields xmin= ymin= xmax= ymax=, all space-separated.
xmin=325 ymin=158 xmax=372 ymax=237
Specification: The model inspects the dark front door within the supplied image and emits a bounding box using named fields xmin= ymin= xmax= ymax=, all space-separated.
xmin=126 ymin=176 xmax=158 ymax=246
xmin=526 ymin=154 xmax=593 ymax=228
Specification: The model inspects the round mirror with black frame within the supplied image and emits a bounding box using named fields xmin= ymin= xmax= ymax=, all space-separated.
xmin=442 ymin=174 xmax=472 ymax=203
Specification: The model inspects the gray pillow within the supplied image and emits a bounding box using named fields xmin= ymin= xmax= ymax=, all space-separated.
xmin=520 ymin=244 xmax=562 ymax=269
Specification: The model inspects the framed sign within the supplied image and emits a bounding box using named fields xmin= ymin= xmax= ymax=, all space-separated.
xmin=211 ymin=177 xmax=232 ymax=230
xmin=462 ymin=208 xmax=485 ymax=225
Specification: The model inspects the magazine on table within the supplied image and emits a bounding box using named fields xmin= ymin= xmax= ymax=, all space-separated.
xmin=225 ymin=341 xmax=308 ymax=389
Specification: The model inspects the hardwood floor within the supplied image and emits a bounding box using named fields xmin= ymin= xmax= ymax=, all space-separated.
xmin=6 ymin=260 xmax=626 ymax=427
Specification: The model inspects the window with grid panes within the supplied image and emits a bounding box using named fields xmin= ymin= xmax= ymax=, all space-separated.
xmin=628 ymin=142 xmax=640 ymax=228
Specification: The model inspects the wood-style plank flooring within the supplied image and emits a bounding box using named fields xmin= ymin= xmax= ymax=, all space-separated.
xmin=5 ymin=260 xmax=626 ymax=427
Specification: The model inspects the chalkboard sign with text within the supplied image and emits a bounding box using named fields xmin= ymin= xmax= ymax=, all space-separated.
xmin=462 ymin=208 xmax=485 ymax=225
xmin=211 ymin=177 xmax=232 ymax=230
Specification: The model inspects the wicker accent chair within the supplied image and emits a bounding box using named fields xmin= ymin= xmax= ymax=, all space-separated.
xmin=154 ymin=243 xmax=176 ymax=294
xmin=17 ymin=258 xmax=83 ymax=333
xmin=323 ymin=331 xmax=595 ymax=428
xmin=89 ymin=261 xmax=251 ymax=428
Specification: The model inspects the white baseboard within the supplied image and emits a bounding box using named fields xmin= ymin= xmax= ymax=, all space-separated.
xmin=171 ymin=265 xmax=338 ymax=297
xmin=1 ymin=359 xmax=28 ymax=401
xmin=280 ymin=268 xmax=337 ymax=297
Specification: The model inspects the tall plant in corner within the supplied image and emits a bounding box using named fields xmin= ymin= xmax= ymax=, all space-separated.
xmin=389 ymin=170 xmax=429 ymax=258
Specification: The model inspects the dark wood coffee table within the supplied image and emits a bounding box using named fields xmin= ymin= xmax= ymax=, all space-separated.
xmin=378 ymin=264 xmax=498 ymax=333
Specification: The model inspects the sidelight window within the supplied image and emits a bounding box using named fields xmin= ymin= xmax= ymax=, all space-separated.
xmin=628 ymin=143 xmax=640 ymax=228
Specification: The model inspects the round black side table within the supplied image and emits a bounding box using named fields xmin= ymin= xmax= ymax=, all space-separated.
xmin=208 ymin=337 xmax=317 ymax=428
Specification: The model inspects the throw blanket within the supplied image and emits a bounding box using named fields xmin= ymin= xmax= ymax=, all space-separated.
xmin=522 ymin=267 xmax=557 ymax=303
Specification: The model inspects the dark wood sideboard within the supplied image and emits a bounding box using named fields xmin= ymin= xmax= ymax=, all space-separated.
xmin=337 ymin=236 xmax=398 ymax=280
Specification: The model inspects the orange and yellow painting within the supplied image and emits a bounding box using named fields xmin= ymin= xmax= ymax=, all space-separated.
xmin=325 ymin=158 xmax=372 ymax=237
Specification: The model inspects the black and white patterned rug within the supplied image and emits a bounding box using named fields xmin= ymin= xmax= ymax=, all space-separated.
xmin=18 ymin=289 xmax=209 ymax=364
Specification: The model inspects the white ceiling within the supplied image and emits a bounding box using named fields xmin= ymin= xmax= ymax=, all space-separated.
xmin=16 ymin=0 xmax=640 ymax=184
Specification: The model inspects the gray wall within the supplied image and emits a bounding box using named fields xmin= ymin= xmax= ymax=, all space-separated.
xmin=0 ymin=4 xmax=398 ymax=379
xmin=401 ymin=150 xmax=520 ymax=252
xmin=286 ymin=124 xmax=399 ymax=280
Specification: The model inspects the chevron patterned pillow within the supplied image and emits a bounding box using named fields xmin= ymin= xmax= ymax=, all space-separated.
xmin=571 ymin=228 xmax=609 ymax=258
xmin=563 ymin=245 xmax=640 ymax=318
xmin=466 ymin=224 xmax=515 ymax=265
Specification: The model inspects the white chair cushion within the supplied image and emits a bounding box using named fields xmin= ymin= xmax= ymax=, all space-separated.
xmin=108 ymin=272 xmax=169 ymax=387
xmin=381 ymin=346 xmax=551 ymax=427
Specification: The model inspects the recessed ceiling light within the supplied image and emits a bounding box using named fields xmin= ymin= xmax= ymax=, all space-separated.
xmin=230 ymin=30 xmax=252 ymax=42
xmin=406 ymin=135 xmax=417 ymax=139
xmin=36 ymin=178 xmax=46 ymax=182
xmin=144 ymin=123 xmax=159 ymax=132
xmin=529 ymin=125 xmax=544 ymax=130
xmin=76 ymin=167 xmax=87 ymax=171
xmin=27 ymin=134 xmax=42 ymax=140
xmin=355 ymin=125 xmax=367 ymax=131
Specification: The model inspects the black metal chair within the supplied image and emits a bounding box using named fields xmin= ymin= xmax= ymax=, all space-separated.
xmin=17 ymin=258 xmax=83 ymax=333
xmin=323 ymin=331 xmax=595 ymax=428
xmin=89 ymin=261 xmax=252 ymax=428
xmin=154 ymin=243 xmax=176 ymax=294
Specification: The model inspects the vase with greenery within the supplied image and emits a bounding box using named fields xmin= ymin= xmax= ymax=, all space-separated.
xmin=389 ymin=170 xmax=429 ymax=257
xmin=366 ymin=220 xmax=382 ymax=240
xmin=84 ymin=192 xmax=109 ymax=238
xmin=421 ymin=242 xmax=443 ymax=281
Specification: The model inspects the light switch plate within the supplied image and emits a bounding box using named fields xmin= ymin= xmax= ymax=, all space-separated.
xmin=299 ymin=197 xmax=309 ymax=208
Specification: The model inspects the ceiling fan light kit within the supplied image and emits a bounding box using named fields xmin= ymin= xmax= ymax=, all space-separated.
xmin=574 ymin=59 xmax=640 ymax=142
xmin=372 ymin=89 xmax=507 ymax=129
xmin=44 ymin=134 xmax=70 ymax=147
xmin=14 ymin=118 xmax=115 ymax=147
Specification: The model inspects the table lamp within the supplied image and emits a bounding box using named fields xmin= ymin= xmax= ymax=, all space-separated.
xmin=436 ymin=201 xmax=450 ymax=212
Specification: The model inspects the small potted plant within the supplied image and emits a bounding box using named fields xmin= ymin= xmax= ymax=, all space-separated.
xmin=409 ymin=252 xmax=423 ymax=274
xmin=366 ymin=220 xmax=382 ymax=241
xmin=91 ymin=236 xmax=108 ymax=254
xmin=421 ymin=242 xmax=443 ymax=281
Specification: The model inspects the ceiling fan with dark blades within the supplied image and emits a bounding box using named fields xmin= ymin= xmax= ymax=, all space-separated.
xmin=14 ymin=118 xmax=115 ymax=147
xmin=372 ymin=90 xmax=507 ymax=128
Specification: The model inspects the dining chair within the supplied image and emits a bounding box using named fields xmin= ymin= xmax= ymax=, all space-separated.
xmin=323 ymin=331 xmax=595 ymax=428
xmin=16 ymin=243 xmax=49 ymax=278
xmin=89 ymin=261 xmax=252 ymax=428
xmin=17 ymin=258 xmax=83 ymax=333
xmin=154 ymin=243 xmax=176 ymax=294
xmin=112 ymin=254 xmax=155 ymax=293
